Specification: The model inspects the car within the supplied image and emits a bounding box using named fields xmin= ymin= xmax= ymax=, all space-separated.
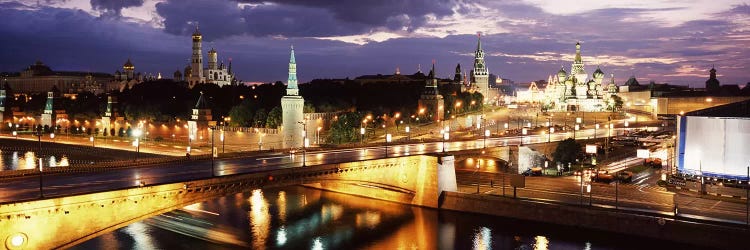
xmin=523 ymin=167 xmax=543 ymax=176
xmin=617 ymin=171 xmax=633 ymax=182
xmin=593 ymin=173 xmax=615 ymax=183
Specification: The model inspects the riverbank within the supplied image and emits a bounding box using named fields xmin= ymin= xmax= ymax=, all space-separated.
xmin=439 ymin=191 xmax=747 ymax=249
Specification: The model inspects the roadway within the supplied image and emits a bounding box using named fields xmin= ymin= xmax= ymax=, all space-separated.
xmin=0 ymin=127 xmax=618 ymax=202
xmin=454 ymin=169 xmax=750 ymax=225
xmin=3 ymin=123 xmax=745 ymax=225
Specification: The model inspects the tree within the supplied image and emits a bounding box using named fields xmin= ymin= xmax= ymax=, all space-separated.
xmin=553 ymin=138 xmax=582 ymax=165
xmin=253 ymin=108 xmax=267 ymax=127
xmin=303 ymin=103 xmax=315 ymax=113
xmin=327 ymin=112 xmax=363 ymax=144
xmin=228 ymin=99 xmax=255 ymax=127
xmin=266 ymin=106 xmax=282 ymax=128
xmin=608 ymin=95 xmax=623 ymax=112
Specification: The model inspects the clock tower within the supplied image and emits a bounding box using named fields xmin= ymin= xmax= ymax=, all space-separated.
xmin=472 ymin=33 xmax=490 ymax=103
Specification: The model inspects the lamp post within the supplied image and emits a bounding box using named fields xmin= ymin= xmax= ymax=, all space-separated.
xmin=298 ymin=121 xmax=307 ymax=167
xmin=475 ymin=162 xmax=481 ymax=193
xmin=38 ymin=158 xmax=43 ymax=198
xmin=360 ymin=127 xmax=365 ymax=146
xmin=90 ymin=136 xmax=94 ymax=147
xmin=587 ymin=183 xmax=592 ymax=206
xmin=405 ymin=126 xmax=411 ymax=141
xmin=210 ymin=127 xmax=215 ymax=177
xmin=133 ymin=128 xmax=142 ymax=162
xmin=12 ymin=131 xmax=17 ymax=139
xmin=188 ymin=134 xmax=194 ymax=156
xmin=442 ymin=131 xmax=449 ymax=153
xmin=574 ymin=124 xmax=579 ymax=140
xmin=316 ymin=126 xmax=322 ymax=145
xmin=220 ymin=130 xmax=225 ymax=153
xmin=385 ymin=133 xmax=392 ymax=157
xmin=484 ymin=129 xmax=490 ymax=148
xmin=595 ymin=123 xmax=600 ymax=139
xmin=50 ymin=133 xmax=55 ymax=142
xmin=548 ymin=127 xmax=554 ymax=143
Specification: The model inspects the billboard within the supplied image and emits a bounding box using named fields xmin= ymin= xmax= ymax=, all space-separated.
xmin=677 ymin=116 xmax=750 ymax=178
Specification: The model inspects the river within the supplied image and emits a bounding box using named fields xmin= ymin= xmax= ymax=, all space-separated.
xmin=73 ymin=186 xmax=700 ymax=249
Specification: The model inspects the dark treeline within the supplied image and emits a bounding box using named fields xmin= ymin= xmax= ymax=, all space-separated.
xmin=5 ymin=77 xmax=482 ymax=135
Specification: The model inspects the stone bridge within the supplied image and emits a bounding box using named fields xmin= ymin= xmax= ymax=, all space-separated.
xmin=0 ymin=154 xmax=456 ymax=249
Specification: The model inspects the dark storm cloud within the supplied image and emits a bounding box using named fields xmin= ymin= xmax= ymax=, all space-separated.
xmin=0 ymin=4 xmax=186 ymax=75
xmin=235 ymin=0 xmax=457 ymax=27
xmin=90 ymin=0 xmax=145 ymax=18
xmin=155 ymin=0 xmax=459 ymax=40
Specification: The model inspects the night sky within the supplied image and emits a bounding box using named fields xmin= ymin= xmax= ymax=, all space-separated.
xmin=1 ymin=0 xmax=748 ymax=86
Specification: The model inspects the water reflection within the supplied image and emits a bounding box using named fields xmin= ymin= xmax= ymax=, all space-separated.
xmin=1 ymin=151 xmax=71 ymax=170
xmin=74 ymin=186 xmax=698 ymax=250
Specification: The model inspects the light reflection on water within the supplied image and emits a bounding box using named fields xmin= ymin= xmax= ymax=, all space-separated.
xmin=73 ymin=186 xmax=697 ymax=250
xmin=0 ymin=151 xmax=70 ymax=170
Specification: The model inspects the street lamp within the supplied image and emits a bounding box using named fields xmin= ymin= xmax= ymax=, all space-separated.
xmin=595 ymin=123 xmax=600 ymax=139
xmin=50 ymin=133 xmax=55 ymax=142
xmin=316 ymin=126 xmax=322 ymax=145
xmin=210 ymin=127 xmax=215 ymax=176
xmin=484 ymin=129 xmax=490 ymax=148
xmin=475 ymin=162 xmax=481 ymax=193
xmin=549 ymin=127 xmax=554 ymax=142
xmin=360 ymin=127 xmax=365 ymax=146
xmin=298 ymin=121 xmax=308 ymax=167
xmin=12 ymin=131 xmax=17 ymax=139
xmin=405 ymin=126 xmax=410 ymax=141
xmin=133 ymin=128 xmax=142 ymax=162
xmin=220 ymin=130 xmax=225 ymax=153
xmin=442 ymin=130 xmax=449 ymax=152
xmin=38 ymin=158 xmax=44 ymax=198
xmin=90 ymin=136 xmax=94 ymax=147
xmin=574 ymin=124 xmax=580 ymax=139
xmin=385 ymin=133 xmax=392 ymax=157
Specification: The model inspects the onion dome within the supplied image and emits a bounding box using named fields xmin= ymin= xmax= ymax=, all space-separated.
xmin=123 ymin=59 xmax=135 ymax=71
xmin=593 ymin=66 xmax=604 ymax=79
xmin=557 ymin=67 xmax=567 ymax=80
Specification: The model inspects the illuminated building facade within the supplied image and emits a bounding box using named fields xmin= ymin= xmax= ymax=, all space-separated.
xmin=1 ymin=61 xmax=113 ymax=94
xmin=185 ymin=27 xmax=235 ymax=88
xmin=540 ymin=42 xmax=618 ymax=111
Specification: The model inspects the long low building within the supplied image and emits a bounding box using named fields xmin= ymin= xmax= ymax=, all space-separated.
xmin=1 ymin=61 xmax=113 ymax=94
xmin=676 ymin=99 xmax=750 ymax=178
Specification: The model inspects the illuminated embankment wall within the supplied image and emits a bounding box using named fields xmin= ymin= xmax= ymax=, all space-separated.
xmin=0 ymin=154 xmax=455 ymax=249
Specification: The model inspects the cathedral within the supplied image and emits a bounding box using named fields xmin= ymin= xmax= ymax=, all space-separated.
xmin=112 ymin=59 xmax=145 ymax=91
xmin=542 ymin=42 xmax=617 ymax=112
xmin=184 ymin=27 xmax=236 ymax=88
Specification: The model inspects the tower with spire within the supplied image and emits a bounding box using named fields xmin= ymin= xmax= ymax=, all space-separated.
xmin=570 ymin=42 xmax=587 ymax=83
xmin=282 ymin=46 xmax=306 ymax=148
xmin=472 ymin=33 xmax=490 ymax=103
xmin=418 ymin=61 xmax=445 ymax=122
xmin=705 ymin=65 xmax=720 ymax=93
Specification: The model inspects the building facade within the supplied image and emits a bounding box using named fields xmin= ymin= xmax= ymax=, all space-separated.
xmin=185 ymin=27 xmax=235 ymax=88
xmin=540 ymin=42 xmax=618 ymax=112
xmin=1 ymin=61 xmax=113 ymax=94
